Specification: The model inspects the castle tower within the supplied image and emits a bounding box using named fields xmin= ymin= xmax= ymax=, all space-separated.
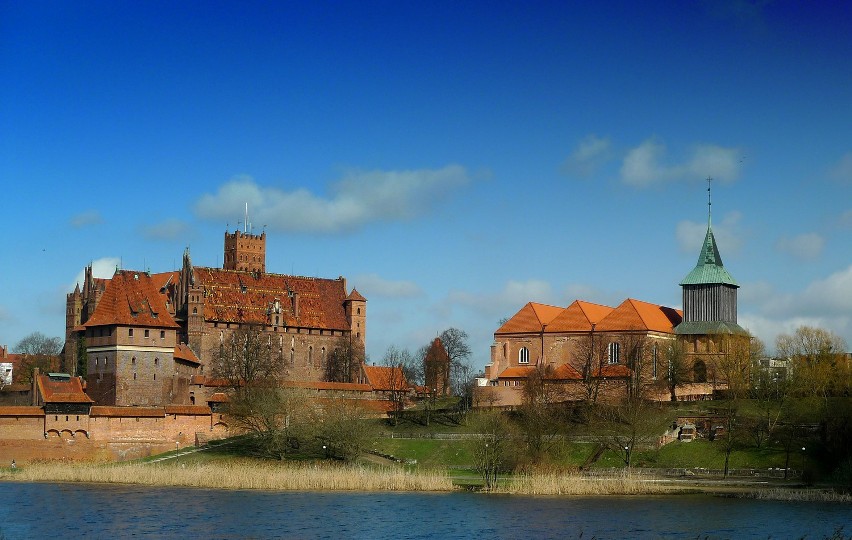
xmin=223 ymin=230 xmax=266 ymax=273
xmin=344 ymin=288 xmax=367 ymax=345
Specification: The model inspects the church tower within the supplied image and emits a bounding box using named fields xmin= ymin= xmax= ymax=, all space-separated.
xmin=675 ymin=181 xmax=747 ymax=336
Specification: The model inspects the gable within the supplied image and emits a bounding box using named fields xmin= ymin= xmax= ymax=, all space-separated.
xmin=496 ymin=302 xmax=564 ymax=334
xmin=547 ymin=300 xmax=613 ymax=332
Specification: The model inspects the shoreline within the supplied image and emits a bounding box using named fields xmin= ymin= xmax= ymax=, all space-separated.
xmin=1 ymin=462 xmax=848 ymax=502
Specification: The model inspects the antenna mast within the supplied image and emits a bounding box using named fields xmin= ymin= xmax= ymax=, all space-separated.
xmin=244 ymin=203 xmax=248 ymax=233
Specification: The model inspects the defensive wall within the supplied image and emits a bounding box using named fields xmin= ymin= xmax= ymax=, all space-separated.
xmin=0 ymin=405 xmax=231 ymax=464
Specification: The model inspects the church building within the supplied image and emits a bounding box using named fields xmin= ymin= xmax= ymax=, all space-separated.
xmin=479 ymin=189 xmax=750 ymax=405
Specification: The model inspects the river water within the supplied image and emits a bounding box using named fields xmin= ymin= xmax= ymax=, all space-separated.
xmin=0 ymin=482 xmax=849 ymax=539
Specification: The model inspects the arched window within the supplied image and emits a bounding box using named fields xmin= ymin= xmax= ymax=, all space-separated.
xmin=518 ymin=347 xmax=530 ymax=364
xmin=693 ymin=360 xmax=707 ymax=383
xmin=608 ymin=342 xmax=620 ymax=364
xmin=308 ymin=346 xmax=314 ymax=367
xmin=290 ymin=348 xmax=295 ymax=365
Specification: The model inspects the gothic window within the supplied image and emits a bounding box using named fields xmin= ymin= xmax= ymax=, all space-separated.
xmin=129 ymin=328 xmax=134 ymax=337
xmin=309 ymin=346 xmax=313 ymax=367
xmin=144 ymin=329 xmax=149 ymax=338
xmin=518 ymin=347 xmax=530 ymax=364
xmin=154 ymin=358 xmax=159 ymax=366
xmin=290 ymin=348 xmax=295 ymax=365
xmin=608 ymin=342 xmax=620 ymax=364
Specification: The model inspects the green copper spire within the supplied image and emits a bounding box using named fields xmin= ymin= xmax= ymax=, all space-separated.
xmin=679 ymin=178 xmax=739 ymax=287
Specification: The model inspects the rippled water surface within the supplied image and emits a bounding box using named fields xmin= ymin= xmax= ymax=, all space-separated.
xmin=0 ymin=482 xmax=849 ymax=539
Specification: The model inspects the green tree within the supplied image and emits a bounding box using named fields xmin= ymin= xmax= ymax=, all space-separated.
xmin=316 ymin=398 xmax=377 ymax=462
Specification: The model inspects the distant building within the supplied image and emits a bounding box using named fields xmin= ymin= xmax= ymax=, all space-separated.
xmin=64 ymin=229 xmax=367 ymax=406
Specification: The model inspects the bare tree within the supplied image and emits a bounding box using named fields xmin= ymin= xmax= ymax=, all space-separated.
xmin=470 ymin=410 xmax=514 ymax=490
xmin=776 ymin=326 xmax=848 ymax=401
xmin=570 ymin=331 xmax=608 ymax=404
xmin=713 ymin=334 xmax=753 ymax=398
xmin=210 ymin=324 xmax=284 ymax=391
xmin=516 ymin=363 xmax=568 ymax=460
xmin=325 ymin=336 xmax=364 ymax=383
xmin=380 ymin=346 xmax=414 ymax=426
xmin=661 ymin=340 xmax=691 ymax=402
xmin=440 ymin=328 xmax=472 ymax=395
xmin=14 ymin=332 xmax=62 ymax=383
xmin=383 ymin=345 xmax=421 ymax=386
xmin=594 ymin=397 xmax=665 ymax=469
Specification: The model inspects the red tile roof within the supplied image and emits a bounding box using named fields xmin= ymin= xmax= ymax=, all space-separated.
xmin=164 ymin=405 xmax=211 ymax=415
xmin=174 ymin=343 xmax=201 ymax=365
xmin=82 ymin=270 xmax=180 ymax=329
xmin=90 ymin=406 xmax=165 ymax=418
xmin=207 ymin=392 xmax=230 ymax=403
xmin=498 ymin=366 xmax=536 ymax=379
xmin=497 ymin=302 xmax=565 ymax=334
xmin=596 ymin=298 xmax=682 ymax=333
xmin=282 ymin=380 xmax=373 ymax=392
xmin=363 ymin=365 xmax=409 ymax=391
xmin=547 ymin=300 xmax=614 ymax=332
xmin=192 ymin=267 xmax=352 ymax=330
xmin=346 ymin=289 xmax=367 ymax=302
xmin=593 ymin=364 xmax=632 ymax=378
xmin=36 ymin=375 xmax=94 ymax=404
xmin=0 ymin=406 xmax=44 ymax=417
xmin=549 ymin=363 xmax=582 ymax=380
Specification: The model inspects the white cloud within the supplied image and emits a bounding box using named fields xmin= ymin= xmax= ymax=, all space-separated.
xmin=621 ymin=139 xmax=741 ymax=187
xmin=675 ymin=211 xmax=743 ymax=255
xmin=72 ymin=257 xmax=120 ymax=290
xmin=562 ymin=134 xmax=612 ymax=176
xmin=776 ymin=233 xmax=825 ymax=260
xmin=194 ymin=165 xmax=471 ymax=234
xmin=829 ymin=152 xmax=852 ymax=184
xmin=352 ymin=274 xmax=422 ymax=298
xmin=141 ymin=219 xmax=193 ymax=241
xmin=738 ymin=265 xmax=852 ymax=352
xmin=70 ymin=210 xmax=103 ymax=228
xmin=446 ymin=279 xmax=555 ymax=320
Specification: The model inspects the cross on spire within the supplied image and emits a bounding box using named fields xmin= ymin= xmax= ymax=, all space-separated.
xmin=707 ymin=176 xmax=712 ymax=227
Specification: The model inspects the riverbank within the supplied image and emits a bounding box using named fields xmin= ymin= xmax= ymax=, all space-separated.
xmin=2 ymin=460 xmax=848 ymax=501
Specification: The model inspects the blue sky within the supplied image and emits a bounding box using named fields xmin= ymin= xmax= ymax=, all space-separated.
xmin=2 ymin=1 xmax=851 ymax=368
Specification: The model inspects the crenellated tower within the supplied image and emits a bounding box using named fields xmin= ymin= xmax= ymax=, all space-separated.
xmin=224 ymin=230 xmax=266 ymax=273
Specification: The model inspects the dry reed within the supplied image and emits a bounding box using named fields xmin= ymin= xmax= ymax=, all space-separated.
xmin=746 ymin=488 xmax=852 ymax=503
xmin=0 ymin=460 xmax=455 ymax=492
xmin=495 ymin=471 xmax=681 ymax=496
